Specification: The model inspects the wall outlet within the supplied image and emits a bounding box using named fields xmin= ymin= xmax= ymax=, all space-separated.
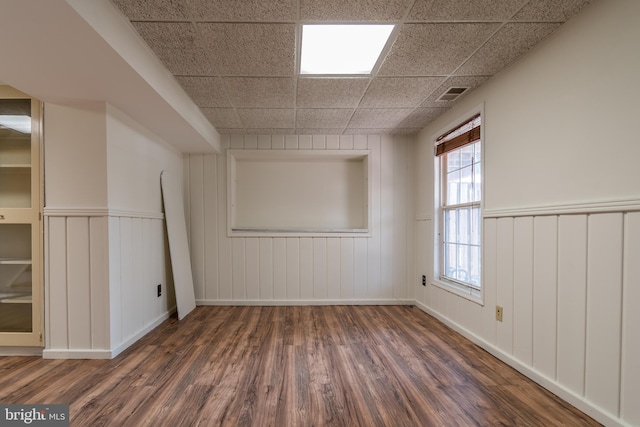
xmin=157 ymin=284 xmax=162 ymax=297
xmin=496 ymin=305 xmax=503 ymax=322
xmin=421 ymin=275 xmax=426 ymax=286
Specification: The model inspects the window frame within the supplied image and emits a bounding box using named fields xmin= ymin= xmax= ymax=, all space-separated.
xmin=432 ymin=105 xmax=484 ymax=305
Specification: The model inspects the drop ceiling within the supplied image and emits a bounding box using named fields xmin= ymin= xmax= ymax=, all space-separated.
xmin=111 ymin=0 xmax=592 ymax=136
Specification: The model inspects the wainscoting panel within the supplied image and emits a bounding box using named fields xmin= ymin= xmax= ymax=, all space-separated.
xmin=44 ymin=212 xmax=174 ymax=358
xmin=417 ymin=208 xmax=639 ymax=426
xmin=186 ymin=135 xmax=414 ymax=304
xmin=557 ymin=214 xmax=588 ymax=396
xmin=622 ymin=212 xmax=640 ymax=425
xmin=513 ymin=216 xmax=534 ymax=365
xmin=482 ymin=217 xmax=497 ymax=345
xmin=585 ymin=213 xmax=623 ymax=416
xmin=496 ymin=217 xmax=514 ymax=355
xmin=532 ymin=215 xmax=558 ymax=380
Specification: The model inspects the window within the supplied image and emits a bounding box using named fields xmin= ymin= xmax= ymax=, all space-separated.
xmin=435 ymin=114 xmax=482 ymax=299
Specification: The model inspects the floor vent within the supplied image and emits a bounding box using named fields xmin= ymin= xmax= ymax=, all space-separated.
xmin=437 ymin=87 xmax=469 ymax=102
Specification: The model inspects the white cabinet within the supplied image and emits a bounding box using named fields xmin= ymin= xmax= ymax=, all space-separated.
xmin=0 ymin=86 xmax=42 ymax=346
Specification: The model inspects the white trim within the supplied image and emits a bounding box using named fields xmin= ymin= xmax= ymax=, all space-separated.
xmin=431 ymin=279 xmax=483 ymax=305
xmin=414 ymin=301 xmax=628 ymax=427
xmin=43 ymin=207 xmax=164 ymax=220
xmin=483 ymin=197 xmax=640 ymax=218
xmin=196 ymin=299 xmax=414 ymax=306
xmin=432 ymin=103 xmax=485 ymax=307
xmin=43 ymin=349 xmax=113 ymax=359
xmin=0 ymin=347 xmax=43 ymax=357
xmin=109 ymin=310 xmax=174 ymax=359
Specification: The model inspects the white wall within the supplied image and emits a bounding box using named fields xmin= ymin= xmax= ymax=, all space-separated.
xmin=185 ymin=134 xmax=414 ymax=304
xmin=44 ymin=103 xmax=180 ymax=358
xmin=44 ymin=103 xmax=108 ymax=209
xmin=413 ymin=1 xmax=640 ymax=426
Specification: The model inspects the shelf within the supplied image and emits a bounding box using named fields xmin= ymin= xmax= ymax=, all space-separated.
xmin=0 ymin=164 xmax=30 ymax=168
xmin=0 ymin=295 xmax=31 ymax=304
xmin=0 ymin=259 xmax=32 ymax=265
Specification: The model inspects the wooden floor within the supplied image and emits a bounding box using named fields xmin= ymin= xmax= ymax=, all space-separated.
xmin=0 ymin=306 xmax=599 ymax=426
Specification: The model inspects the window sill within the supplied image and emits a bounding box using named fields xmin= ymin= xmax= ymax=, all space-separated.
xmin=431 ymin=278 xmax=483 ymax=306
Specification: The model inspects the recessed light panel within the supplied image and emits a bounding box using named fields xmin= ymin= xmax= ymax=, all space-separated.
xmin=300 ymin=24 xmax=394 ymax=75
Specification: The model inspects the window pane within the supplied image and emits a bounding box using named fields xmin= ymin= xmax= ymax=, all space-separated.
xmin=445 ymin=209 xmax=457 ymax=243
xmin=470 ymin=207 xmax=481 ymax=245
xmin=459 ymin=166 xmax=473 ymax=204
xmin=447 ymin=170 xmax=460 ymax=205
xmin=447 ymin=150 xmax=460 ymax=171
xmin=458 ymin=208 xmax=469 ymax=244
xmin=473 ymin=163 xmax=482 ymax=202
xmin=444 ymin=243 xmax=457 ymax=278
xmin=469 ymin=245 xmax=481 ymax=287
xmin=473 ymin=141 xmax=481 ymax=164
xmin=460 ymin=144 xmax=473 ymax=168
xmin=456 ymin=244 xmax=470 ymax=282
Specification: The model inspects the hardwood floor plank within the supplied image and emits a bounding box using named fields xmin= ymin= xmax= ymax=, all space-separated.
xmin=0 ymin=306 xmax=600 ymax=426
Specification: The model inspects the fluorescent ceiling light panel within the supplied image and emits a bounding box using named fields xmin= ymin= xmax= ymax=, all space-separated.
xmin=0 ymin=115 xmax=31 ymax=133
xmin=300 ymin=24 xmax=394 ymax=75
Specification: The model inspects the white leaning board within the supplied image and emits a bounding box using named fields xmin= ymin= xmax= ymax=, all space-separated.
xmin=160 ymin=170 xmax=196 ymax=320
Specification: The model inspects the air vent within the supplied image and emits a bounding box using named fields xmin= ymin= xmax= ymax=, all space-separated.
xmin=436 ymin=87 xmax=469 ymax=102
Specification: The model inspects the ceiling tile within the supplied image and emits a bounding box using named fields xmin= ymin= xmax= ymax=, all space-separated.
xmin=186 ymin=0 xmax=297 ymax=21
xmin=421 ymin=76 xmax=489 ymax=107
xmin=237 ymin=109 xmax=294 ymax=128
xmin=175 ymin=76 xmax=230 ymax=107
xmin=456 ymin=23 xmax=560 ymax=75
xmin=300 ymin=0 xmax=414 ymax=21
xmin=297 ymin=78 xmax=369 ymax=108
xmin=202 ymin=108 xmax=243 ymax=128
xmin=398 ymin=108 xmax=447 ymax=128
xmin=512 ymin=0 xmax=592 ymax=21
xmin=348 ymin=108 xmax=413 ymax=128
xmin=223 ymin=78 xmax=294 ymax=108
xmin=133 ymin=22 xmax=215 ymax=75
xmin=408 ymin=0 xmax=528 ymax=22
xmin=360 ymin=77 xmax=445 ymax=107
xmin=378 ymin=23 xmax=500 ymax=76
xmin=296 ymin=109 xmax=353 ymax=128
xmin=198 ymin=23 xmax=295 ymax=76
xmin=111 ymin=0 xmax=190 ymax=21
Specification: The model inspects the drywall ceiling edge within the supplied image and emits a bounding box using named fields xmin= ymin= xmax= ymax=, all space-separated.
xmin=0 ymin=0 xmax=220 ymax=153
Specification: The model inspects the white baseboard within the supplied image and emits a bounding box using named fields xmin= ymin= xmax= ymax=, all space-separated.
xmin=43 ymin=349 xmax=113 ymax=359
xmin=110 ymin=309 xmax=175 ymax=359
xmin=414 ymin=301 xmax=627 ymax=427
xmin=43 ymin=309 xmax=175 ymax=360
xmin=196 ymin=299 xmax=414 ymax=306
